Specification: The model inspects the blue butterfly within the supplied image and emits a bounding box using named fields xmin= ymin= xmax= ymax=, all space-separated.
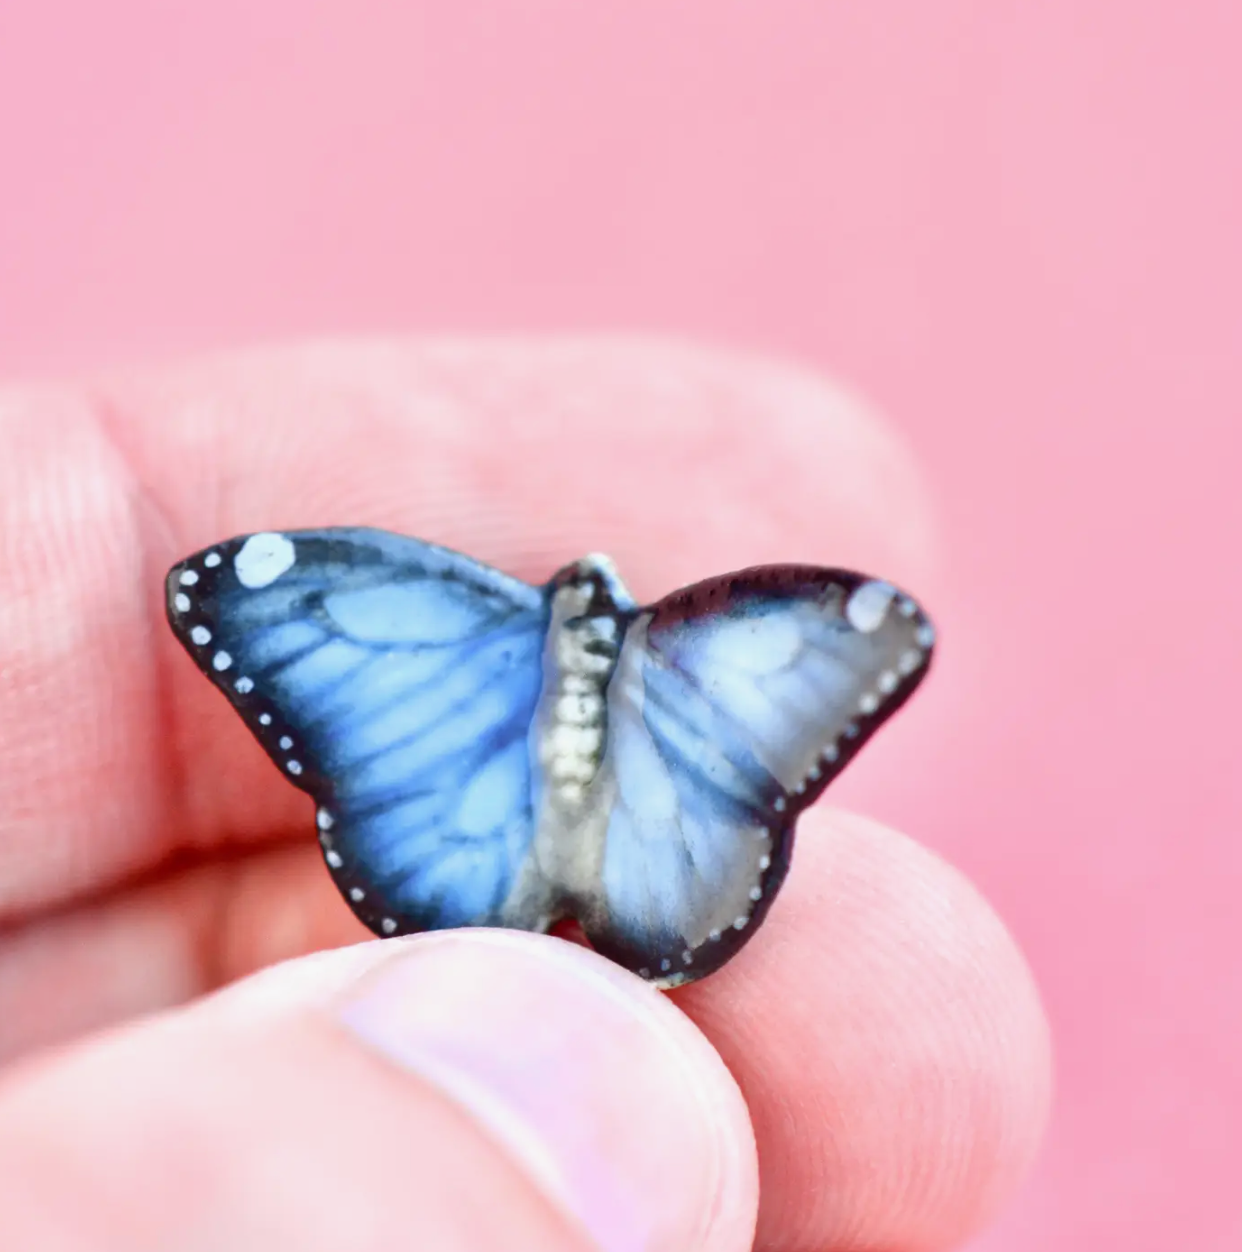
xmin=166 ymin=529 xmax=934 ymax=986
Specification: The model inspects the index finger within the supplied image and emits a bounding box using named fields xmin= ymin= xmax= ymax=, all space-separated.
xmin=0 ymin=338 xmax=936 ymax=923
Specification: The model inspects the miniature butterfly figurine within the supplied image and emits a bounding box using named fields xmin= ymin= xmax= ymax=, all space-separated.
xmin=166 ymin=529 xmax=934 ymax=987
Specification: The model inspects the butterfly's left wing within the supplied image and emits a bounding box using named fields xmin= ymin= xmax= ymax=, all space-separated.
xmin=580 ymin=567 xmax=934 ymax=986
xmin=166 ymin=529 xmax=552 ymax=936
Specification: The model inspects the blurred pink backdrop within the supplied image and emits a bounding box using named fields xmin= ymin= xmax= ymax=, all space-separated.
xmin=2 ymin=2 xmax=1239 ymax=1247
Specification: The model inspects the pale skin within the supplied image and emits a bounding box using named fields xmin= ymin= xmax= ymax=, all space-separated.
xmin=0 ymin=339 xmax=1051 ymax=1249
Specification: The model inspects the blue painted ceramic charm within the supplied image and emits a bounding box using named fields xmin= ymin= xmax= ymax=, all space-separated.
xmin=166 ymin=529 xmax=934 ymax=986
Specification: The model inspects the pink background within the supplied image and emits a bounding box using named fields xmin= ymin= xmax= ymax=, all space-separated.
xmin=1 ymin=3 xmax=1239 ymax=1247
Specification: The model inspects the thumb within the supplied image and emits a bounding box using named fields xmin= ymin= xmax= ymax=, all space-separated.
xmin=0 ymin=931 xmax=757 ymax=1249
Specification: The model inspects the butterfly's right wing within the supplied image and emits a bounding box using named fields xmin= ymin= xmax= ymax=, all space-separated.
xmin=581 ymin=567 xmax=934 ymax=985
xmin=166 ymin=528 xmax=553 ymax=937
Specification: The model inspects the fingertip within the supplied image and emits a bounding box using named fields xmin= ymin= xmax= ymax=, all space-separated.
xmin=335 ymin=930 xmax=759 ymax=1251
xmin=676 ymin=809 xmax=1052 ymax=1250
xmin=100 ymin=335 xmax=940 ymax=593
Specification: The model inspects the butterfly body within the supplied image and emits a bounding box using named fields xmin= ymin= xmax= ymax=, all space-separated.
xmin=167 ymin=529 xmax=933 ymax=986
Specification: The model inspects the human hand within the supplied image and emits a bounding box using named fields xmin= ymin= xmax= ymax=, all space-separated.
xmin=0 ymin=340 xmax=1050 ymax=1249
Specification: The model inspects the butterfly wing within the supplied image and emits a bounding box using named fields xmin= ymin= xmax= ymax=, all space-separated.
xmin=581 ymin=566 xmax=934 ymax=985
xmin=166 ymin=529 xmax=552 ymax=936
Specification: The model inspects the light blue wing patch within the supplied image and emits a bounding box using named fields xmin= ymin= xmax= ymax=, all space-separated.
xmin=167 ymin=528 xmax=552 ymax=935
xmin=585 ymin=566 xmax=934 ymax=984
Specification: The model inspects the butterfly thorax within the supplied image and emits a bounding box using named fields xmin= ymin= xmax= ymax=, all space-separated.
xmin=509 ymin=557 xmax=634 ymax=911
xmin=535 ymin=562 xmax=631 ymax=807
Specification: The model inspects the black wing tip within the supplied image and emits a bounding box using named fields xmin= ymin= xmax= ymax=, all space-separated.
xmin=650 ymin=563 xmax=936 ymax=631
xmin=165 ymin=531 xmax=287 ymax=624
xmin=164 ymin=542 xmax=231 ymax=634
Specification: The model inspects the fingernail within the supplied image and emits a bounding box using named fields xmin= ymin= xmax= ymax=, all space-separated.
xmin=336 ymin=931 xmax=755 ymax=1250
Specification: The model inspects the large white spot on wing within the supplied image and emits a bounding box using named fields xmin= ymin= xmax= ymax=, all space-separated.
xmin=846 ymin=580 xmax=896 ymax=633
xmin=234 ymin=532 xmax=297 ymax=589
